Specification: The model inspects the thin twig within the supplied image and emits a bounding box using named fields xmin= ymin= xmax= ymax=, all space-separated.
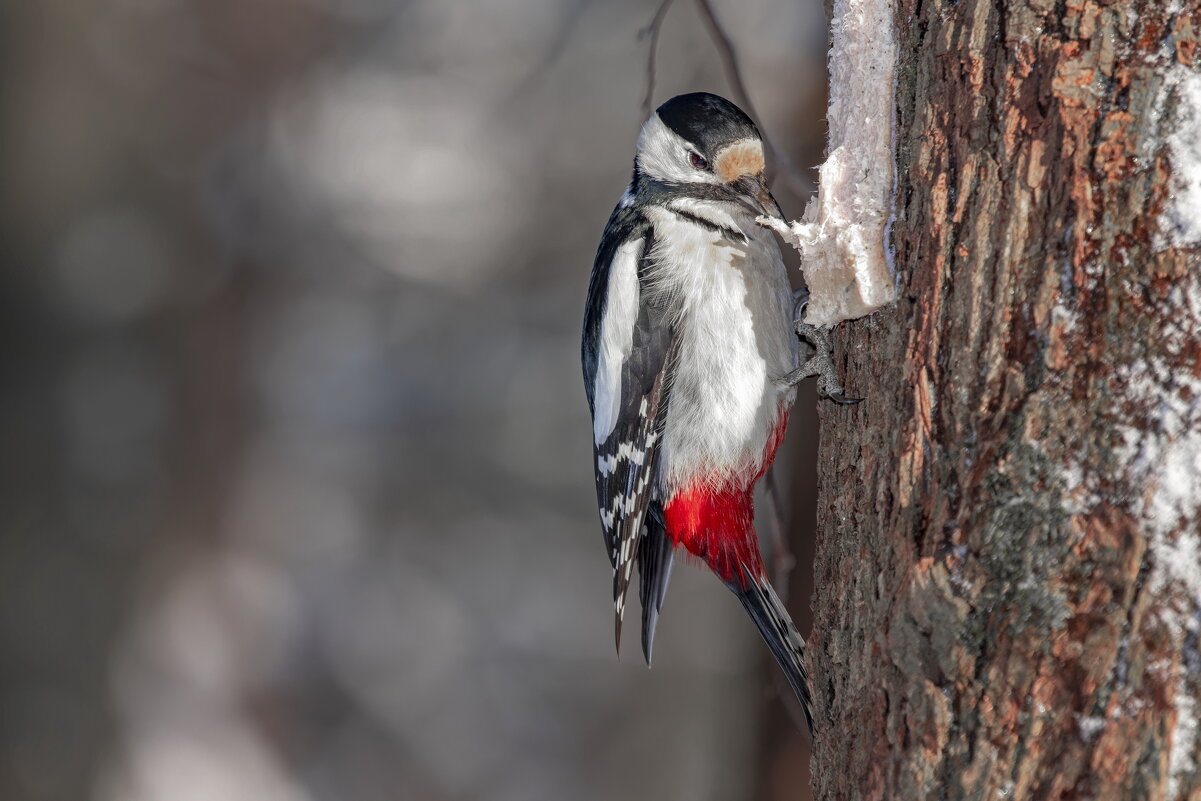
xmin=693 ymin=0 xmax=815 ymax=198
xmin=640 ymin=0 xmax=677 ymax=120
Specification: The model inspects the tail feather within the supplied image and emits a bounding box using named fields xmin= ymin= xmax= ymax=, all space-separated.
xmin=637 ymin=508 xmax=675 ymax=665
xmin=731 ymin=565 xmax=814 ymax=735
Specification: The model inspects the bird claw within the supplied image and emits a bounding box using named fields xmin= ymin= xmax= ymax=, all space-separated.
xmin=786 ymin=296 xmax=862 ymax=405
xmin=827 ymin=391 xmax=863 ymax=405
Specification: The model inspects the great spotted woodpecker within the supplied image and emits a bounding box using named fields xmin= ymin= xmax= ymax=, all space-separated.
xmin=582 ymin=93 xmax=854 ymax=733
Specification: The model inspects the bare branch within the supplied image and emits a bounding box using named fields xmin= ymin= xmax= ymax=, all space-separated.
xmin=639 ymin=0 xmax=677 ymax=121
xmin=693 ymin=0 xmax=815 ymax=197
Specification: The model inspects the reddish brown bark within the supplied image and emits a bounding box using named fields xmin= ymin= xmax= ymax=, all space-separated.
xmin=811 ymin=1 xmax=1201 ymax=799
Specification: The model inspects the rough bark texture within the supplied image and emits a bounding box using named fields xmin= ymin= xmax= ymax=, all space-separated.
xmin=811 ymin=1 xmax=1201 ymax=800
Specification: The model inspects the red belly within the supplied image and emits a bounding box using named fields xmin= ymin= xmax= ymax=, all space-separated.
xmin=663 ymin=409 xmax=789 ymax=586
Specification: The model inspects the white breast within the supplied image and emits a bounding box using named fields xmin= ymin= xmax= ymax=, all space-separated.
xmin=647 ymin=203 xmax=799 ymax=495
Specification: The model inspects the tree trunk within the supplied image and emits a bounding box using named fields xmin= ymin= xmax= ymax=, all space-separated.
xmin=811 ymin=1 xmax=1201 ymax=799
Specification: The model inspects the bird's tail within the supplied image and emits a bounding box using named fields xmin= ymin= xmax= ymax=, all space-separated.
xmin=637 ymin=506 xmax=675 ymax=666
xmin=729 ymin=565 xmax=814 ymax=735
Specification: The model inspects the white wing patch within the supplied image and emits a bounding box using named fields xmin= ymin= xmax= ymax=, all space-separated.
xmin=592 ymin=238 xmax=643 ymax=444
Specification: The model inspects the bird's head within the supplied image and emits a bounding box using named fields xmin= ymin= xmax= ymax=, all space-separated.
xmin=635 ymin=92 xmax=783 ymax=221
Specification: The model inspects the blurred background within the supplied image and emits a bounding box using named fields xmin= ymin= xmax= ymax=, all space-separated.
xmin=0 ymin=1 xmax=830 ymax=799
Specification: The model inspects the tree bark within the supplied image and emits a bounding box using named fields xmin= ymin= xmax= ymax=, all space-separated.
xmin=811 ymin=1 xmax=1201 ymax=799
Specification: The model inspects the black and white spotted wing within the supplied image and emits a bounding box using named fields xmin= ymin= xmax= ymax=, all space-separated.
xmin=582 ymin=201 xmax=679 ymax=658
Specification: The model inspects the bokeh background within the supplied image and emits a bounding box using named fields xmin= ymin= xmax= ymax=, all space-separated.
xmin=0 ymin=1 xmax=830 ymax=799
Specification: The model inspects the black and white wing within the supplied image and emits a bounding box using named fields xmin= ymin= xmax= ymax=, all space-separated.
xmin=582 ymin=206 xmax=678 ymax=659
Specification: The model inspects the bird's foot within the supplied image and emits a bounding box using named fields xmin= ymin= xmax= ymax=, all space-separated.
xmin=785 ymin=297 xmax=862 ymax=405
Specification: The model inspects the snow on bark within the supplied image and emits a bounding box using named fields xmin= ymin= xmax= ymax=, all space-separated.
xmin=1159 ymin=63 xmax=1201 ymax=249
xmin=1129 ymin=44 xmax=1201 ymax=794
xmin=1115 ymin=270 xmax=1201 ymax=797
xmin=763 ymin=0 xmax=897 ymax=327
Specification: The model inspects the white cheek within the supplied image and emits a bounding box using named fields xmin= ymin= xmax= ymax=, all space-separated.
xmin=636 ymin=114 xmax=721 ymax=185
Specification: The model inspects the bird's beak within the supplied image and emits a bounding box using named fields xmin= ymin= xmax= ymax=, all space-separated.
xmin=733 ymin=173 xmax=784 ymax=221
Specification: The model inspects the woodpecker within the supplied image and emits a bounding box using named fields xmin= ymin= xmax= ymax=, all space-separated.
xmin=582 ymin=93 xmax=853 ymax=734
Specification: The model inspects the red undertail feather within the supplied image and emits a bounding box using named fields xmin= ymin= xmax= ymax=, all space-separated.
xmin=663 ymin=410 xmax=789 ymax=587
xmin=664 ymin=483 xmax=761 ymax=585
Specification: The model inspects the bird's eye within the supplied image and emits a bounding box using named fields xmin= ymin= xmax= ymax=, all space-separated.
xmin=688 ymin=152 xmax=709 ymax=170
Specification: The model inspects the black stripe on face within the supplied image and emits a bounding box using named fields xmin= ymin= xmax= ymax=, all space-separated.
xmin=642 ymin=177 xmax=741 ymax=207
xmin=670 ymin=208 xmax=747 ymax=243
xmin=635 ymin=177 xmax=753 ymax=242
